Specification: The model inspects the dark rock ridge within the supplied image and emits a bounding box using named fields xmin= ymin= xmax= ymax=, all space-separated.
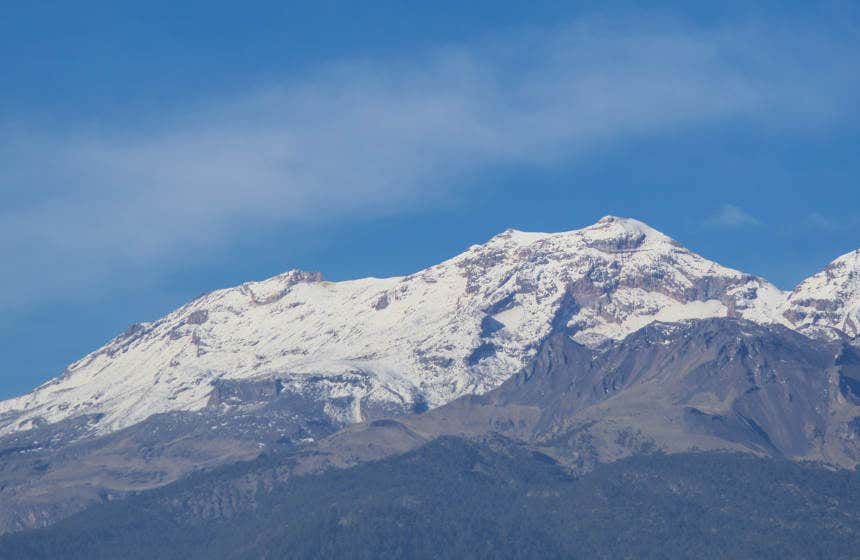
xmin=305 ymin=318 xmax=860 ymax=474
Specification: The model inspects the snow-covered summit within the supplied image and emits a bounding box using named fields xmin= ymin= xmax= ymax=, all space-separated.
xmin=784 ymin=249 xmax=860 ymax=338
xmin=0 ymin=217 xmax=854 ymax=438
xmin=482 ymin=215 xmax=670 ymax=249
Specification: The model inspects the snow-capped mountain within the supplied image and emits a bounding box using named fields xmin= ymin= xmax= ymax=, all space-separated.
xmin=0 ymin=216 xmax=856 ymax=438
xmin=783 ymin=249 xmax=860 ymax=338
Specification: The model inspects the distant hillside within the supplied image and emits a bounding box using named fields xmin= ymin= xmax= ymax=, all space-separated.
xmin=2 ymin=437 xmax=859 ymax=560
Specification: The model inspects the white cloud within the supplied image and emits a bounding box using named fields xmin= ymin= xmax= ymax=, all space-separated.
xmin=1 ymin=16 xmax=858 ymax=311
xmin=706 ymin=205 xmax=762 ymax=229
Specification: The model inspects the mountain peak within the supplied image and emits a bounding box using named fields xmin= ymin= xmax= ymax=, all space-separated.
xmin=595 ymin=214 xmax=643 ymax=225
xmin=785 ymin=247 xmax=860 ymax=337
xmin=593 ymin=214 xmax=656 ymax=230
xmin=577 ymin=215 xmax=674 ymax=251
xmin=830 ymin=247 xmax=860 ymax=269
xmin=481 ymin=216 xmax=672 ymax=255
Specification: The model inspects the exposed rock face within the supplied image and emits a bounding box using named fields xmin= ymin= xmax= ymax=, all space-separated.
xmin=509 ymin=319 xmax=860 ymax=468
xmin=312 ymin=318 xmax=860 ymax=474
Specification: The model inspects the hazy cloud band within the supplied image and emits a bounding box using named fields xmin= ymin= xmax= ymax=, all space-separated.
xmin=1 ymin=16 xmax=858 ymax=311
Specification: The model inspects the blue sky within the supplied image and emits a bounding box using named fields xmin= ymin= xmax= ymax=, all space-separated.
xmin=1 ymin=2 xmax=859 ymax=398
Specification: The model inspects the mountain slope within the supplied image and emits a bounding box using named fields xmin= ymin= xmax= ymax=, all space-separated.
xmin=507 ymin=319 xmax=860 ymax=467
xmin=4 ymin=438 xmax=860 ymax=560
xmin=0 ymin=216 xmax=790 ymax=438
xmin=307 ymin=317 xmax=860 ymax=472
xmin=2 ymin=317 xmax=859 ymax=536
